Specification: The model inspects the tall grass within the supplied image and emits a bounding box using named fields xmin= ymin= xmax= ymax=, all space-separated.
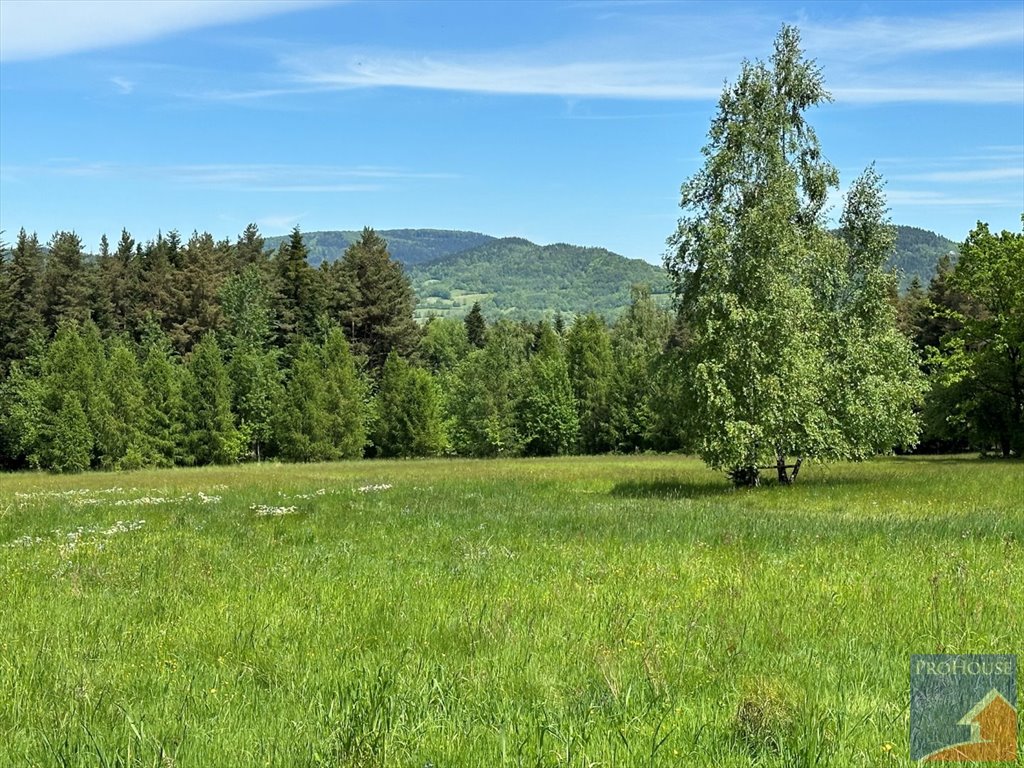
xmin=1 ymin=455 xmax=1020 ymax=766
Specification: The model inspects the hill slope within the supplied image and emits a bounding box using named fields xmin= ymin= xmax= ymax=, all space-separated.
xmin=261 ymin=224 xmax=955 ymax=318
xmin=889 ymin=226 xmax=959 ymax=290
xmin=263 ymin=229 xmax=495 ymax=267
xmin=407 ymin=238 xmax=670 ymax=319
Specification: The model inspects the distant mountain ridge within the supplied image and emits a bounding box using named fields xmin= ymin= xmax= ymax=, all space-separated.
xmin=407 ymin=237 xmax=670 ymax=319
xmin=263 ymin=225 xmax=958 ymax=319
xmin=891 ymin=226 xmax=958 ymax=290
xmin=263 ymin=229 xmax=495 ymax=267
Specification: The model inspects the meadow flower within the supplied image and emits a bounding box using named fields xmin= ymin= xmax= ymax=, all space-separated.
xmin=357 ymin=483 xmax=393 ymax=493
xmin=251 ymin=504 xmax=298 ymax=517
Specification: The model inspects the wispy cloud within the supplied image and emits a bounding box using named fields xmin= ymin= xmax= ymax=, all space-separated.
xmin=0 ymin=0 xmax=332 ymax=62
xmin=885 ymin=189 xmax=1017 ymax=207
xmin=110 ymin=77 xmax=136 ymax=95
xmin=831 ymin=81 xmax=1024 ymax=104
xmin=286 ymin=52 xmax=724 ymax=100
xmin=892 ymin=167 xmax=1024 ymax=183
xmin=1 ymin=161 xmax=456 ymax=191
xmin=801 ymin=8 xmax=1024 ymax=57
xmin=261 ymin=3 xmax=1023 ymax=107
xmin=257 ymin=212 xmax=307 ymax=232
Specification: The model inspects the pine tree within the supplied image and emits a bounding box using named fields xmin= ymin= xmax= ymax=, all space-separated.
xmin=372 ymin=353 xmax=447 ymax=457
xmin=464 ymin=302 xmax=487 ymax=348
xmin=42 ymin=231 xmax=92 ymax=332
xmin=566 ymin=313 xmax=616 ymax=453
xmin=274 ymin=328 xmax=366 ymax=461
xmin=139 ymin=325 xmax=187 ymax=466
xmin=272 ymin=226 xmax=323 ymax=350
xmin=182 ymin=333 xmax=240 ymax=465
xmin=335 ymin=228 xmax=420 ymax=371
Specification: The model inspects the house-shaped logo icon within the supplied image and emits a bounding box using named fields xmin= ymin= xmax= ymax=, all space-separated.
xmin=910 ymin=654 xmax=1017 ymax=763
xmin=922 ymin=688 xmax=1018 ymax=762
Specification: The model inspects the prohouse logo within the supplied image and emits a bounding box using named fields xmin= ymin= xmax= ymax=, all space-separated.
xmin=910 ymin=654 xmax=1017 ymax=762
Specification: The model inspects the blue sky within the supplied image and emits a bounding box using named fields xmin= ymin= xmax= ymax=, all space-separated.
xmin=1 ymin=0 xmax=1021 ymax=263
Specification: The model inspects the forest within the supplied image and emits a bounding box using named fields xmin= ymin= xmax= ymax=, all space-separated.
xmin=0 ymin=211 xmax=1019 ymax=474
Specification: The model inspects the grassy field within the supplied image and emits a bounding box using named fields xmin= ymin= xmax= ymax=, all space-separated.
xmin=0 ymin=455 xmax=1020 ymax=767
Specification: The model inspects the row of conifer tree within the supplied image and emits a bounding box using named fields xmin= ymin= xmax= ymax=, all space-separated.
xmin=0 ymin=221 xmax=1017 ymax=471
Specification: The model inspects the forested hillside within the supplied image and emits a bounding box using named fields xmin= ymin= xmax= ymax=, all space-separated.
xmin=264 ymin=226 xmax=955 ymax=310
xmin=890 ymin=226 xmax=959 ymax=290
xmin=408 ymin=238 xmax=671 ymax=319
xmin=263 ymin=229 xmax=495 ymax=267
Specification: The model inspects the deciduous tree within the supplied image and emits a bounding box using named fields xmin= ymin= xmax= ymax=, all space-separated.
xmin=665 ymin=25 xmax=922 ymax=485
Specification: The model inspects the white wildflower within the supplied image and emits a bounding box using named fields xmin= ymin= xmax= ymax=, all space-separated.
xmin=357 ymin=484 xmax=393 ymax=493
xmin=251 ymin=504 xmax=299 ymax=517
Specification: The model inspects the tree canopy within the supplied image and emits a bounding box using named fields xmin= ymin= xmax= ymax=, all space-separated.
xmin=665 ymin=25 xmax=924 ymax=485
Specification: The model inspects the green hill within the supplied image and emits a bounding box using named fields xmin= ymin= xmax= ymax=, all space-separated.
xmin=407 ymin=238 xmax=670 ymax=320
xmin=261 ymin=224 xmax=954 ymax=318
xmin=263 ymin=229 xmax=495 ymax=267
xmin=888 ymin=226 xmax=959 ymax=290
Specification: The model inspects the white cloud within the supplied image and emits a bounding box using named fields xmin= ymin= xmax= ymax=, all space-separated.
xmin=257 ymin=213 xmax=307 ymax=232
xmin=287 ymin=52 xmax=724 ymax=100
xmin=892 ymin=167 xmax=1024 ymax=183
xmin=830 ymin=81 xmax=1024 ymax=105
xmin=801 ymin=9 xmax=1024 ymax=57
xmin=110 ymin=77 xmax=136 ymax=95
xmin=885 ymin=189 xmax=1016 ymax=207
xmin=273 ymin=46 xmax=1024 ymax=104
xmin=1 ymin=161 xmax=456 ymax=191
xmin=0 ymin=0 xmax=331 ymax=62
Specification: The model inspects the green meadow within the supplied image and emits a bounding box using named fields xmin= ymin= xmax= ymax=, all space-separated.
xmin=1 ymin=455 xmax=1020 ymax=767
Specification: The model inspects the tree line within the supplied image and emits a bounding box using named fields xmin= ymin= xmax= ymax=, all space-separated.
xmin=0 ymin=222 xmax=689 ymax=471
xmin=0 ymin=213 xmax=1018 ymax=475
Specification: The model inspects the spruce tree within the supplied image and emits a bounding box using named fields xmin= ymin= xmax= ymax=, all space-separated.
xmin=182 ymin=333 xmax=240 ymax=465
xmin=566 ymin=313 xmax=616 ymax=453
xmin=272 ymin=226 xmax=322 ymax=350
xmin=464 ymin=302 xmax=487 ymax=348
xmin=235 ymin=223 xmax=266 ymax=269
xmin=1 ymin=230 xmax=45 ymax=367
xmin=274 ymin=328 xmax=366 ymax=462
xmin=335 ymin=228 xmax=419 ymax=371
xmin=372 ymin=353 xmax=447 ymax=457
xmin=171 ymin=231 xmax=227 ymax=352
xmin=42 ymin=231 xmax=91 ymax=333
